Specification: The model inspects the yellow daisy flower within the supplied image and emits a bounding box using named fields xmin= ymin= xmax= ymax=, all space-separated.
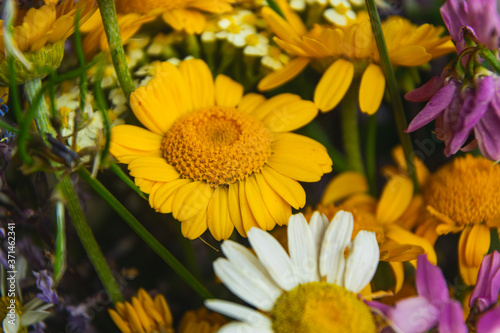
xmin=419 ymin=155 xmax=500 ymax=286
xmin=110 ymin=59 xmax=331 ymax=240
xmin=178 ymin=307 xmax=227 ymax=333
xmin=258 ymin=2 xmax=455 ymax=114
xmin=320 ymin=156 xmax=436 ymax=293
xmin=0 ymin=0 xmax=96 ymax=84
xmin=108 ymin=289 xmax=174 ymax=333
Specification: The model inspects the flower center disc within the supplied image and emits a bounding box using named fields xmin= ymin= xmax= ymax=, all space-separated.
xmin=423 ymin=155 xmax=500 ymax=225
xmin=271 ymin=282 xmax=376 ymax=333
xmin=162 ymin=106 xmax=273 ymax=187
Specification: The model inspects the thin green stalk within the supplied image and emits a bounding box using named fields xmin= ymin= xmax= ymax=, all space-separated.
xmin=0 ymin=119 xmax=20 ymax=134
xmin=24 ymin=78 xmax=124 ymax=303
xmin=8 ymin=57 xmax=23 ymax=124
xmin=78 ymin=168 xmax=214 ymax=300
xmin=341 ymin=83 xmax=365 ymax=175
xmin=110 ymin=163 xmax=147 ymax=200
xmin=53 ymin=196 xmax=67 ymax=283
xmin=365 ymin=0 xmax=420 ymax=193
xmin=479 ymin=47 xmax=500 ymax=74
xmin=96 ymin=0 xmax=134 ymax=99
xmin=365 ymin=113 xmax=377 ymax=196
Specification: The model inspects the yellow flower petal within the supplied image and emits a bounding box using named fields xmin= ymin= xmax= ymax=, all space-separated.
xmin=398 ymin=195 xmax=424 ymax=230
xmin=128 ymin=157 xmax=180 ymax=182
xmin=254 ymin=172 xmax=291 ymax=227
xmin=314 ymin=59 xmax=354 ymax=112
xmin=179 ymin=59 xmax=215 ymax=110
xmin=161 ymin=9 xmax=205 ymax=34
xmin=214 ymin=74 xmax=244 ymax=108
xmin=258 ymin=57 xmax=310 ymax=91
xmin=172 ymin=181 xmax=212 ymax=221
xmin=131 ymin=297 xmax=152 ymax=332
xmin=154 ymin=61 xmax=193 ymax=113
xmin=134 ymin=178 xmax=155 ymax=194
xmin=181 ymin=205 xmax=208 ymax=240
xmin=275 ymin=0 xmax=307 ymax=35
xmin=108 ymin=309 xmax=131 ymax=333
xmin=321 ymin=171 xmax=368 ymax=206
xmin=385 ymin=224 xmax=437 ymax=265
xmin=149 ymin=179 xmax=192 ymax=214
xmin=110 ymin=125 xmax=163 ymax=164
xmin=389 ymin=46 xmax=432 ymax=66
xmin=228 ymin=183 xmax=246 ymax=237
xmin=245 ymin=174 xmax=275 ymax=231
xmin=260 ymin=99 xmax=318 ymax=132
xmin=238 ymin=180 xmax=260 ymax=233
xmin=267 ymin=151 xmax=323 ymax=182
xmin=415 ymin=217 xmax=440 ymax=246
xmin=125 ymin=302 xmax=146 ymax=333
xmin=261 ymin=166 xmax=305 ymax=209
xmin=376 ymin=175 xmax=413 ymax=225
xmin=260 ymin=6 xmax=303 ymax=45
xmin=154 ymin=294 xmax=173 ymax=326
xmin=207 ymin=187 xmax=234 ymax=241
xmin=237 ymin=93 xmax=267 ymax=114
xmin=459 ymin=225 xmax=490 ymax=286
xmin=250 ymin=93 xmax=301 ymax=120
xmin=359 ymin=64 xmax=385 ymax=115
xmin=389 ymin=261 xmax=404 ymax=294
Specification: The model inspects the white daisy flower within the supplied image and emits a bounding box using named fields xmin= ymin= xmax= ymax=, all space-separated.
xmin=205 ymin=210 xmax=380 ymax=332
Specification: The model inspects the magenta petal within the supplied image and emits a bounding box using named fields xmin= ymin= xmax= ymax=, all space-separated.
xmin=367 ymin=300 xmax=391 ymax=317
xmin=389 ymin=296 xmax=440 ymax=333
xmin=406 ymin=84 xmax=457 ymax=133
xmin=438 ymin=300 xmax=467 ymax=333
xmin=440 ymin=0 xmax=468 ymax=51
xmin=416 ymin=255 xmax=449 ymax=306
xmin=445 ymin=76 xmax=495 ymax=156
xmin=477 ymin=306 xmax=500 ymax=333
xmin=405 ymin=76 xmax=444 ymax=102
xmin=474 ymin=84 xmax=500 ymax=161
xmin=470 ymin=251 xmax=500 ymax=311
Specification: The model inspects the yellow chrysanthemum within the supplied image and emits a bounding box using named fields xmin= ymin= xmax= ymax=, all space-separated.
xmin=419 ymin=155 xmax=500 ymax=285
xmin=0 ymin=0 xmax=96 ymax=84
xmin=178 ymin=307 xmax=227 ymax=333
xmin=258 ymin=2 xmax=455 ymax=114
xmin=320 ymin=158 xmax=436 ymax=293
xmin=108 ymin=289 xmax=174 ymax=333
xmin=82 ymin=0 xmax=235 ymax=56
xmin=110 ymin=59 xmax=331 ymax=240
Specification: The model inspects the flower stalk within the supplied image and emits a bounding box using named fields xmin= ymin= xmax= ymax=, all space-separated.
xmin=96 ymin=0 xmax=134 ymax=99
xmin=341 ymin=82 xmax=365 ymax=176
xmin=23 ymin=78 xmax=124 ymax=303
xmin=365 ymin=0 xmax=420 ymax=193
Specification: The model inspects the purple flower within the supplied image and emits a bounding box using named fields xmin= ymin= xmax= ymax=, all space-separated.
xmin=477 ymin=306 xmax=500 ymax=333
xmin=33 ymin=270 xmax=59 ymax=304
xmin=406 ymin=74 xmax=500 ymax=161
xmin=441 ymin=0 xmax=500 ymax=53
xmin=470 ymin=251 xmax=500 ymax=312
xmin=371 ymin=255 xmax=467 ymax=333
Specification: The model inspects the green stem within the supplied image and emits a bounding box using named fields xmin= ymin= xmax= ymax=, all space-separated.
xmin=24 ymin=78 xmax=124 ymax=303
xmin=365 ymin=0 xmax=420 ymax=193
xmin=365 ymin=113 xmax=377 ymax=196
xmin=479 ymin=47 xmax=500 ymax=74
xmin=53 ymin=196 xmax=67 ymax=284
xmin=341 ymin=83 xmax=365 ymax=175
xmin=96 ymin=0 xmax=134 ymax=99
xmin=110 ymin=163 xmax=147 ymax=200
xmin=78 ymin=169 xmax=214 ymax=300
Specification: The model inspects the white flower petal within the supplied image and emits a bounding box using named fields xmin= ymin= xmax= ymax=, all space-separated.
xmin=214 ymin=258 xmax=277 ymax=311
xmin=309 ymin=211 xmax=329 ymax=256
xmin=288 ymin=214 xmax=319 ymax=283
xmin=344 ymin=231 xmax=379 ymax=293
xmin=204 ymin=300 xmax=272 ymax=329
xmin=221 ymin=240 xmax=283 ymax=302
xmin=248 ymin=227 xmax=300 ymax=291
xmin=320 ymin=210 xmax=353 ymax=286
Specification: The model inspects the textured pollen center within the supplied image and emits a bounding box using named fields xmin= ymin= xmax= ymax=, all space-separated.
xmin=423 ymin=155 xmax=500 ymax=226
xmin=271 ymin=282 xmax=376 ymax=333
xmin=162 ymin=106 xmax=273 ymax=187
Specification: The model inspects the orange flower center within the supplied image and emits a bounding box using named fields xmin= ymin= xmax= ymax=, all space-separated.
xmin=423 ymin=155 xmax=500 ymax=225
xmin=161 ymin=106 xmax=272 ymax=187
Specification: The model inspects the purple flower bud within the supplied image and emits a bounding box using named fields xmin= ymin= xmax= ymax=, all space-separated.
xmin=470 ymin=251 xmax=500 ymax=312
xmin=33 ymin=270 xmax=59 ymax=304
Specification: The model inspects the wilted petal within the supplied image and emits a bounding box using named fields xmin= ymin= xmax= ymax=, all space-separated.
xmin=477 ymin=306 xmax=500 ymax=333
xmin=474 ymin=81 xmax=500 ymax=161
xmin=405 ymin=76 xmax=444 ymax=102
xmin=438 ymin=300 xmax=467 ymax=333
xmin=440 ymin=0 xmax=468 ymax=51
xmin=406 ymin=83 xmax=457 ymax=133
xmin=416 ymin=255 xmax=449 ymax=307
xmin=470 ymin=251 xmax=500 ymax=311
xmin=389 ymin=296 xmax=440 ymax=333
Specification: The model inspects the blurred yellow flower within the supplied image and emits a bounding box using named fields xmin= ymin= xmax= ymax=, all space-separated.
xmin=178 ymin=307 xmax=227 ymax=333
xmin=108 ymin=289 xmax=174 ymax=333
xmin=110 ymin=59 xmax=331 ymax=240
xmin=258 ymin=1 xmax=455 ymax=114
